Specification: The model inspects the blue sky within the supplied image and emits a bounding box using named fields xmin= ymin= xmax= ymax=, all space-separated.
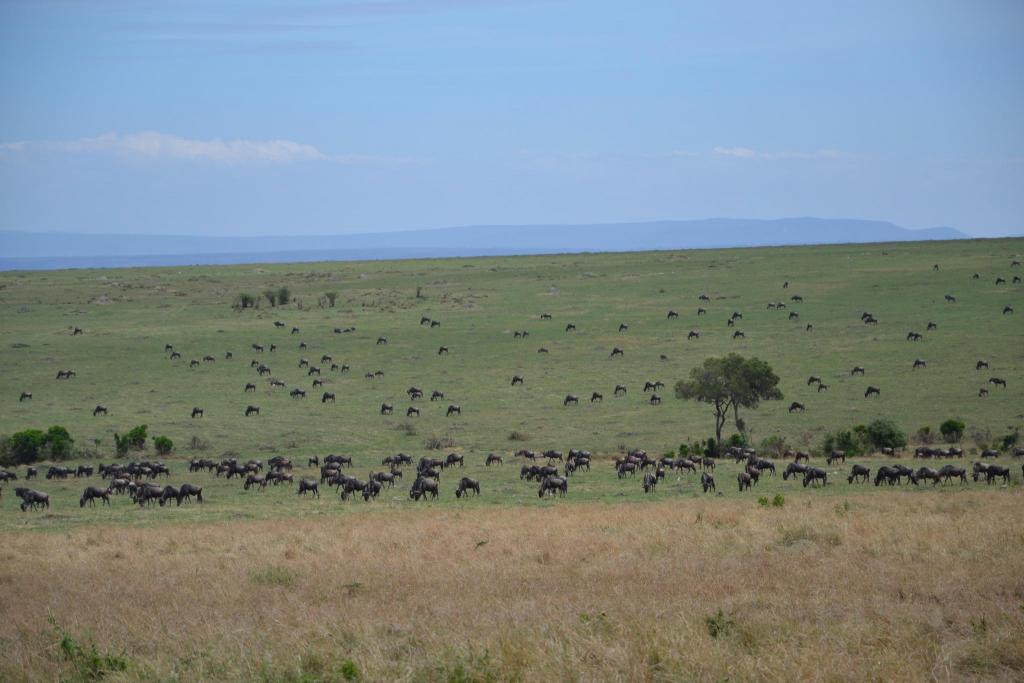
xmin=0 ymin=0 xmax=1021 ymax=237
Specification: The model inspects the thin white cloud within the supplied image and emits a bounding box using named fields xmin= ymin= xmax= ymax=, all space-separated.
xmin=0 ymin=131 xmax=415 ymax=165
xmin=712 ymin=146 xmax=843 ymax=161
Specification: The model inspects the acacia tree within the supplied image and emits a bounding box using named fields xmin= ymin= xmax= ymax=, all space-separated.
xmin=674 ymin=354 xmax=782 ymax=444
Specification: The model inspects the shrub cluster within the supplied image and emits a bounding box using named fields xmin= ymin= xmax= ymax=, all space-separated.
xmin=0 ymin=425 xmax=74 ymax=466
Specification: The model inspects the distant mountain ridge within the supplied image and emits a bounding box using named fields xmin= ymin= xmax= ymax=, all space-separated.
xmin=0 ymin=218 xmax=969 ymax=270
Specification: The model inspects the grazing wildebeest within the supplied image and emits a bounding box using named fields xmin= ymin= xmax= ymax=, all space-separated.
xmin=737 ymin=472 xmax=753 ymax=491
xmin=826 ymin=451 xmax=846 ymax=465
xmin=944 ymin=294 xmax=956 ymax=303
xmin=376 ymin=336 xmax=388 ymax=345
xmin=19 ymin=391 xmax=31 ymax=402
xmin=851 ymin=366 xmax=865 ymax=375
xmin=17 ymin=488 xmax=50 ymax=511
xmin=191 ymin=407 xmax=204 ymax=418
xmin=590 ymin=392 xmax=603 ymax=403
xmin=92 ymin=405 xmax=107 ymax=416
xmin=906 ymin=331 xmax=922 ymax=341
xmin=978 ymin=388 xmax=989 ymax=397
xmin=791 ymin=294 xmax=803 ymax=302
xmin=538 ymin=475 xmax=568 ymax=498
xmin=307 ymin=366 xmax=321 ymax=376
xmin=688 ymin=330 xmax=700 ymax=340
xmin=56 ymin=369 xmax=76 ymax=379
xmin=455 ymin=477 xmax=480 ymax=498
xmin=485 ymin=453 xmax=503 ymax=466
xmin=269 ymin=379 xmax=285 ymax=388
xmin=863 ymin=315 xmax=877 ymax=325
xmin=431 ymin=320 xmax=441 ymax=328
xmin=996 ymin=277 xmax=1006 ymax=285
xmin=817 ymin=383 xmax=828 ymax=392
xmin=701 ymin=472 xmax=716 ymax=492
xmin=444 ymin=453 xmax=464 ymax=468
xmin=431 ymin=390 xmax=445 ymax=401
xmin=299 ymin=358 xmax=310 ymax=368
xmin=176 ymin=484 xmax=203 ymax=505
xmin=540 ymin=313 xmax=552 ymax=320
xmin=321 ymin=391 xmax=336 ymax=403
xmin=802 ymin=468 xmax=827 ymax=487
xmin=667 ymin=310 xmax=679 ymax=319
xmin=408 ymin=386 xmax=423 ymax=399
xmin=697 ymin=307 xmax=707 ymax=316
xmin=446 ymin=404 xmax=461 ymax=416
xmin=789 ymin=312 xmax=799 ymax=320
xmin=326 ymin=454 xmax=354 ymax=468
xmin=244 ymin=474 xmax=267 ymax=491
xmin=225 ymin=351 xmax=233 ymax=360
xmin=642 ymin=471 xmax=657 ymax=493
xmin=26 ymin=467 xmax=37 ymax=479
xmin=732 ymin=330 xmax=745 ymax=339
xmin=245 ymin=405 xmax=260 ymax=416
xmin=420 ymin=316 xmax=431 ymax=326
xmin=290 ymin=388 xmax=306 ymax=399
xmin=564 ymin=394 xmax=579 ymax=406
xmin=984 ymin=465 xmax=1010 ymax=485
xmin=406 ymin=406 xmax=420 ymax=417
xmin=537 ymin=347 xmax=549 ymax=353
xmin=297 ymin=478 xmax=319 ymax=497
xmin=788 ymin=402 xmax=805 ymax=413
xmin=1003 ymin=306 xmax=1014 ymax=315
xmin=848 ymin=464 xmax=870 ymax=484
xmin=511 ymin=375 xmax=524 ymax=386
xmin=618 ymin=323 xmax=628 ymax=332
xmin=380 ymin=403 xmax=393 ymax=415
xmin=72 ymin=327 xmax=83 ymax=335
xmin=438 ymin=346 xmax=449 ymax=355
xmin=864 ymin=386 xmax=880 ymax=398
xmin=649 ymin=394 xmax=661 ymax=405
xmin=989 ymin=377 xmax=1007 ymax=388
xmin=927 ymin=321 xmax=937 ymax=330
xmin=609 ymin=347 xmax=624 ymax=357
xmin=75 ymin=465 xmax=93 ymax=478
xmin=202 ymin=355 xmax=215 ymax=363
xmin=308 ymin=456 xmax=320 ymax=468
xmin=912 ymin=359 xmax=927 ymax=369
xmin=807 ymin=375 xmax=821 ymax=386
xmin=245 ymin=382 xmax=256 ymax=392
xmin=699 ymin=293 xmax=710 ymax=301
xmin=80 ymin=486 xmax=111 ymax=507
xmin=409 ymin=476 xmax=439 ymax=500
xmin=782 ymin=462 xmax=809 ymax=481
xmin=269 ymin=344 xmax=277 ymax=353
xmin=976 ymin=360 xmax=989 ymax=370
xmin=937 ymin=464 xmax=967 ymax=484
xmin=980 ymin=448 xmax=1000 ymax=458
xmin=614 ymin=384 xmax=627 ymax=396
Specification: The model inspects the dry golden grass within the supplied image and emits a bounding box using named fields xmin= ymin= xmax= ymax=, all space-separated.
xmin=1 ymin=492 xmax=1023 ymax=682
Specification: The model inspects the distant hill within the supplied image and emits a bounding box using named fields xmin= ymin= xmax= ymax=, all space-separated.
xmin=0 ymin=218 xmax=969 ymax=270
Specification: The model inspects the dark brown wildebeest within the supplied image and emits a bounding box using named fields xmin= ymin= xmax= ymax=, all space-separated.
xmin=782 ymin=462 xmax=809 ymax=481
xmin=976 ymin=360 xmax=989 ymax=370
xmin=455 ymin=477 xmax=480 ymax=498
xmin=92 ymin=405 xmax=107 ymax=416
xmin=564 ymin=394 xmax=579 ymax=406
xmin=980 ymin=448 xmax=1000 ymax=458
xmin=431 ymin=320 xmax=441 ymax=328
xmin=225 ymin=351 xmax=233 ymax=360
xmin=485 ymin=453 xmax=503 ymax=466
xmin=191 ymin=407 xmax=204 ymax=418
xmin=26 ymin=467 xmax=37 ymax=479
xmin=326 ymin=454 xmax=354 ymax=468
xmin=245 ymin=382 xmax=257 ymax=392
xmin=446 ymin=404 xmax=461 ymax=416
xmin=912 ymin=359 xmax=927 ymax=370
xmin=906 ymin=331 xmax=922 ymax=341
xmin=19 ymin=391 xmax=31 ymax=402
xmin=189 ymin=359 xmax=201 ymax=368
xmin=408 ymin=387 xmax=423 ymax=399
xmin=927 ymin=321 xmax=937 ymax=330
xmin=17 ymin=488 xmax=50 ymax=511
xmin=649 ymin=394 xmax=661 ymax=405
xmin=269 ymin=344 xmax=277 ymax=352
xmin=56 ymin=369 xmax=76 ymax=379
xmin=565 ymin=323 xmax=576 ymax=332
xmin=802 ymin=468 xmax=827 ymax=487
xmin=538 ymin=475 xmax=567 ymax=497
xmin=791 ymin=294 xmax=803 ymax=302
xmin=933 ymin=263 xmax=940 ymax=271
xmin=80 ymin=486 xmax=111 ymax=507
xmin=817 ymin=383 xmax=828 ymax=392
xmin=863 ymin=315 xmax=878 ymax=325
xmin=732 ymin=330 xmax=745 ymax=339
xmin=269 ymin=379 xmax=285 ymax=388
xmin=308 ymin=456 xmax=320 ymax=468
xmin=537 ymin=347 xmax=549 ymax=353
xmin=307 ymin=366 xmax=321 ymax=376
xmin=376 ymin=336 xmax=388 ymax=345
xmin=978 ymin=388 xmax=989 ymax=397
xmin=642 ymin=471 xmax=657 ymax=493
xmin=610 ymin=347 xmax=624 ymax=358
xmin=989 ymin=377 xmax=1007 ymax=388
xmin=258 ymin=365 xmax=271 ymax=376
xmin=614 ymin=384 xmax=627 ymax=396
xmin=299 ymin=358 xmax=310 ymax=368
xmin=312 ymin=379 xmax=324 ymax=388
xmin=321 ymin=392 xmax=335 ymax=403
xmin=618 ymin=323 xmax=628 ymax=332
xmin=996 ymin=277 xmax=1006 ymax=285
xmin=699 ymin=293 xmax=710 ymax=302
xmin=695 ymin=307 xmax=707 ymax=317
xmin=984 ymin=465 xmax=1010 ymax=485
xmin=170 ymin=352 xmax=181 ymax=359
xmin=165 ymin=343 xmax=174 ymax=352
xmin=591 ymin=392 xmax=603 ymax=403
xmin=274 ymin=321 xmax=285 ymax=328
xmin=806 ymin=323 xmax=813 ymax=331
xmin=540 ymin=313 xmax=552 ymax=320
xmin=789 ymin=311 xmax=799 ymax=320
xmin=511 ymin=375 xmax=524 ymax=386
xmin=252 ymin=343 xmax=264 ymax=352
xmin=826 ymin=450 xmax=846 ymax=465
xmin=788 ymin=402 xmax=805 ymax=413
xmin=1003 ymin=306 xmax=1014 ymax=315
xmin=851 ymin=366 xmax=865 ymax=375
xmin=202 ymin=355 xmax=215 ymax=363
xmin=420 ymin=316 xmax=431 ymax=326
xmin=245 ymin=405 xmax=260 ymax=416
xmin=945 ymin=294 xmax=956 ymax=303
xmin=290 ymin=326 xmax=300 ymax=335
xmin=667 ymin=310 xmax=679 ymax=319
xmin=807 ymin=375 xmax=821 ymax=386
xmin=431 ymin=390 xmax=445 ymax=401
xmin=380 ymin=403 xmax=393 ymax=415
xmin=737 ymin=472 xmax=753 ymax=491
xmin=409 ymin=476 xmax=439 ymax=500
xmin=365 ymin=372 xmax=375 ymax=380
xmin=177 ymin=484 xmax=203 ymax=505
xmin=937 ymin=464 xmax=967 ymax=484
xmin=438 ymin=346 xmax=449 ymax=355
xmin=244 ymin=474 xmax=267 ymax=491
xmin=297 ymin=478 xmax=319 ymax=498
xmin=0 ymin=469 xmax=19 ymax=482
xmin=407 ymin=406 xmax=420 ymax=417
xmin=688 ymin=330 xmax=700 ymax=340
xmin=701 ymin=472 xmax=715 ymax=492
xmin=864 ymin=386 xmax=880 ymax=398
xmin=290 ymin=388 xmax=306 ymax=399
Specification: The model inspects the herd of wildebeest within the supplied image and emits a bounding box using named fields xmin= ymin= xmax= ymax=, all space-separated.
xmin=5 ymin=257 xmax=1021 ymax=512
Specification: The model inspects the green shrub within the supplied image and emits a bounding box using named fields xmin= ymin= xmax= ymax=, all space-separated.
xmin=153 ymin=435 xmax=173 ymax=455
xmin=114 ymin=425 xmax=148 ymax=456
xmin=772 ymin=493 xmax=785 ymax=507
xmin=999 ymin=429 xmax=1019 ymax=451
xmin=705 ymin=609 xmax=735 ymax=639
xmin=263 ymin=289 xmax=277 ymax=307
xmin=50 ymin=615 xmax=128 ymax=681
xmin=822 ymin=429 xmax=869 ymax=456
xmin=276 ymin=286 xmax=291 ymax=306
xmin=235 ymin=292 xmax=257 ymax=309
xmin=46 ymin=425 xmax=74 ymax=460
xmin=940 ymin=419 xmax=966 ymax=443
xmin=760 ymin=435 xmax=788 ymax=458
xmin=865 ymin=419 xmax=907 ymax=450
xmin=0 ymin=425 xmax=74 ymax=465
xmin=725 ymin=433 xmax=747 ymax=449
xmin=324 ymin=291 xmax=338 ymax=307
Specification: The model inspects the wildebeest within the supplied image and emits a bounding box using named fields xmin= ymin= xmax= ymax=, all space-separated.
xmin=431 ymin=390 xmax=445 ymax=401
xmin=688 ymin=330 xmax=700 ymax=340
xmin=16 ymin=488 xmax=50 ymax=511
xmin=376 ymin=336 xmax=388 ymax=345
xmin=438 ymin=346 xmax=449 ymax=355
xmin=446 ymin=404 xmax=461 ymax=416
xmin=408 ymin=387 xmax=424 ymax=399
xmin=92 ymin=405 xmax=107 ymax=416
xmin=565 ymin=323 xmax=576 ymax=332
xmin=666 ymin=310 xmax=680 ymax=320
xmin=407 ymin=406 xmax=420 ymax=417
xmin=649 ymin=394 xmax=662 ymax=405
xmin=176 ymin=483 xmax=203 ymax=505
xmin=322 ymin=392 xmax=335 ymax=403
xmin=976 ymin=360 xmax=989 ymax=370
xmin=409 ymin=476 xmax=439 ymax=500
xmin=56 ymin=369 xmax=76 ymax=379
xmin=327 ymin=454 xmax=354 ymax=468
xmin=983 ymin=465 xmax=1010 ymax=485
xmin=788 ymin=402 xmax=805 ymax=413
xmin=609 ymin=347 xmax=624 ymax=358
xmin=732 ymin=330 xmax=745 ymax=341
xmin=802 ymin=468 xmax=827 ymax=487
xmin=906 ymin=331 xmax=922 ymax=341
xmin=191 ymin=407 xmax=204 ymax=418
xmin=538 ymin=475 xmax=568 ymax=497
xmin=851 ymin=366 xmax=865 ymax=375
xmin=826 ymin=450 xmax=846 ymax=465
xmin=847 ymin=464 xmax=870 ymax=484
xmin=927 ymin=321 xmax=937 ymax=330
xmin=297 ymin=478 xmax=319 ymax=498
xmin=244 ymin=474 xmax=267 ymax=491
xmin=537 ymin=347 xmax=549 ymax=353
xmin=455 ymin=477 xmax=480 ymax=498
xmin=978 ymin=388 xmax=989 ymax=397
xmin=989 ymin=377 xmax=1007 ymax=388
xmin=614 ymin=384 xmax=627 ymax=396
xmin=564 ymin=394 xmax=579 ymax=406
xmin=642 ymin=471 xmax=657 ymax=493
xmin=431 ymin=321 xmax=441 ymax=328
xmin=864 ymin=386 xmax=880 ymax=398
xmin=485 ymin=453 xmax=503 ymax=466
xmin=290 ymin=388 xmax=306 ymax=399
xmin=444 ymin=453 xmax=465 ymax=468
xmin=511 ymin=375 xmax=524 ymax=386
xmin=699 ymin=293 xmax=710 ymax=301
xmin=912 ymin=359 xmax=927 ymax=370
xmin=618 ymin=323 xmax=628 ymax=332
xmin=540 ymin=313 xmax=552 ymax=320
xmin=380 ymin=403 xmax=393 ymax=415
xmin=737 ymin=471 xmax=753 ymax=491
xmin=817 ymin=383 xmax=828 ymax=392
xmin=245 ymin=382 xmax=256 ymax=392
xmin=701 ymin=472 xmax=715 ymax=492
xmin=19 ymin=391 xmax=31 ymax=401
xmin=807 ymin=376 xmax=821 ymax=386
xmin=937 ymin=464 xmax=967 ymax=484
xmin=944 ymin=294 xmax=956 ymax=303
xmin=590 ymin=392 xmax=603 ymax=403
xmin=782 ymin=462 xmax=809 ymax=481
xmin=1002 ymin=306 xmax=1013 ymax=315
xmin=79 ymin=486 xmax=111 ymax=507
xmin=245 ymin=405 xmax=260 ymax=416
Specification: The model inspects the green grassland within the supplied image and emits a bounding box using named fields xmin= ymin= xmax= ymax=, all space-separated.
xmin=0 ymin=238 xmax=1021 ymax=529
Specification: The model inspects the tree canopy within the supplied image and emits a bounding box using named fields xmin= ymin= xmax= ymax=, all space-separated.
xmin=674 ymin=354 xmax=782 ymax=443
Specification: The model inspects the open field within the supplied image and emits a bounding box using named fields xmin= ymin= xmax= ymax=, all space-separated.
xmin=1 ymin=493 xmax=1023 ymax=681
xmin=1 ymin=239 xmax=1023 ymax=680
